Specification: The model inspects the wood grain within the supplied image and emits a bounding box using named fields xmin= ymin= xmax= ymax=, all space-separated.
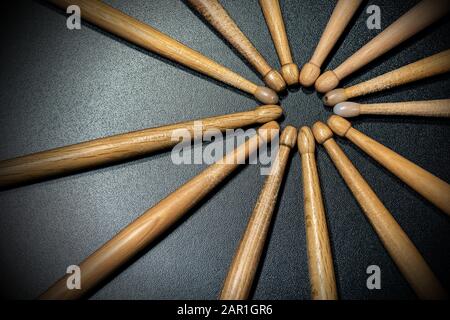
xmin=328 ymin=115 xmax=450 ymax=216
xmin=299 ymin=0 xmax=363 ymax=87
xmin=49 ymin=0 xmax=278 ymax=103
xmin=323 ymin=49 xmax=450 ymax=106
xmin=38 ymin=121 xmax=280 ymax=300
xmin=315 ymin=0 xmax=450 ymax=92
xmin=220 ymin=126 xmax=297 ymax=300
xmin=0 ymin=106 xmax=282 ymax=188
xmin=298 ymin=127 xmax=337 ymax=300
xmin=312 ymin=121 xmax=448 ymax=300
xmin=259 ymin=0 xmax=299 ymax=85
xmin=334 ymin=99 xmax=450 ymax=118
xmin=187 ymin=0 xmax=286 ymax=92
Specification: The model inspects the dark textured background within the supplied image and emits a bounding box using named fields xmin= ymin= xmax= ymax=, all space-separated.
xmin=0 ymin=0 xmax=449 ymax=300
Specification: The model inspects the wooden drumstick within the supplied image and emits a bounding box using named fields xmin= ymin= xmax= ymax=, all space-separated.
xmin=220 ymin=126 xmax=297 ymax=300
xmin=39 ymin=121 xmax=280 ymax=300
xmin=298 ymin=127 xmax=337 ymax=300
xmin=334 ymin=99 xmax=450 ymax=118
xmin=49 ymin=0 xmax=278 ymax=104
xmin=323 ymin=49 xmax=450 ymax=106
xmin=328 ymin=115 xmax=450 ymax=215
xmin=187 ymin=0 xmax=286 ymax=92
xmin=0 ymin=105 xmax=282 ymax=188
xmin=312 ymin=122 xmax=448 ymax=300
xmin=299 ymin=0 xmax=363 ymax=87
xmin=259 ymin=0 xmax=299 ymax=86
xmin=315 ymin=0 xmax=450 ymax=93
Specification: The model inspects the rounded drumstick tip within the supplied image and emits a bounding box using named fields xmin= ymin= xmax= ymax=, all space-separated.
xmin=315 ymin=70 xmax=340 ymax=93
xmin=255 ymin=105 xmax=283 ymax=123
xmin=312 ymin=121 xmax=333 ymax=145
xmin=258 ymin=121 xmax=280 ymax=142
xmin=327 ymin=115 xmax=351 ymax=137
xmin=297 ymin=126 xmax=315 ymax=154
xmin=254 ymin=86 xmax=279 ymax=104
xmin=333 ymin=101 xmax=360 ymax=117
xmin=280 ymin=126 xmax=297 ymax=148
xmin=281 ymin=63 xmax=300 ymax=86
xmin=299 ymin=62 xmax=320 ymax=87
xmin=323 ymin=89 xmax=347 ymax=107
xmin=263 ymin=70 xmax=287 ymax=92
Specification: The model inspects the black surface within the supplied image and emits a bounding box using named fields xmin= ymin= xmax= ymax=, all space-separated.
xmin=0 ymin=0 xmax=449 ymax=300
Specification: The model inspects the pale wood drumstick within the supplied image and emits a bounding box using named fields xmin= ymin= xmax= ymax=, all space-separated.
xmin=324 ymin=49 xmax=450 ymax=106
xmin=220 ymin=126 xmax=297 ymax=300
xmin=0 ymin=105 xmax=282 ymax=188
xmin=328 ymin=115 xmax=450 ymax=215
xmin=187 ymin=0 xmax=286 ymax=92
xmin=298 ymin=127 xmax=337 ymax=300
xmin=299 ymin=0 xmax=363 ymax=87
xmin=334 ymin=99 xmax=450 ymax=117
xmin=259 ymin=0 xmax=299 ymax=86
xmin=49 ymin=0 xmax=278 ymax=104
xmin=39 ymin=121 xmax=280 ymax=300
xmin=315 ymin=0 xmax=450 ymax=93
xmin=312 ymin=121 xmax=448 ymax=300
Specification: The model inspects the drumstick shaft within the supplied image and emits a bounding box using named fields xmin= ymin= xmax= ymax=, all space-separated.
xmin=313 ymin=122 xmax=448 ymax=300
xmin=259 ymin=0 xmax=293 ymax=66
xmin=345 ymin=49 xmax=450 ymax=99
xmin=49 ymin=0 xmax=268 ymax=99
xmin=0 ymin=106 xmax=282 ymax=188
xmin=328 ymin=116 xmax=450 ymax=215
xmin=298 ymin=127 xmax=337 ymax=300
xmin=360 ymin=99 xmax=450 ymax=117
xmin=39 ymin=121 xmax=280 ymax=300
xmin=335 ymin=0 xmax=450 ymax=80
xmin=187 ymin=0 xmax=285 ymax=91
xmin=220 ymin=126 xmax=296 ymax=300
xmin=310 ymin=0 xmax=362 ymax=67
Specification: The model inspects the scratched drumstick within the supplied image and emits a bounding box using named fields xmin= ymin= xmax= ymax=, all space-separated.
xmin=259 ymin=0 xmax=299 ymax=85
xmin=0 ymin=105 xmax=282 ymax=188
xmin=39 ymin=121 xmax=280 ymax=300
xmin=187 ymin=0 xmax=286 ymax=92
xmin=49 ymin=0 xmax=279 ymax=104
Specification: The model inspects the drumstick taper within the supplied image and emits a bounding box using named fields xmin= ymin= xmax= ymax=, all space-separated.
xmin=0 ymin=105 xmax=282 ymax=188
xmin=312 ymin=121 xmax=448 ymax=300
xmin=259 ymin=0 xmax=299 ymax=86
xmin=39 ymin=121 xmax=280 ymax=300
xmin=49 ymin=0 xmax=279 ymax=104
xmin=333 ymin=99 xmax=450 ymax=118
xmin=323 ymin=49 xmax=450 ymax=106
xmin=298 ymin=127 xmax=337 ymax=300
xmin=299 ymin=0 xmax=363 ymax=87
xmin=328 ymin=115 xmax=450 ymax=215
xmin=315 ymin=0 xmax=450 ymax=93
xmin=220 ymin=126 xmax=297 ymax=300
xmin=187 ymin=0 xmax=286 ymax=92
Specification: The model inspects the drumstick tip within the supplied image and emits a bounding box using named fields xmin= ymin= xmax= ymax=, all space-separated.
xmin=333 ymin=101 xmax=360 ymax=117
xmin=327 ymin=115 xmax=352 ymax=137
xmin=263 ymin=69 xmax=287 ymax=92
xmin=299 ymin=62 xmax=321 ymax=87
xmin=297 ymin=126 xmax=315 ymax=155
xmin=258 ymin=121 xmax=281 ymax=142
xmin=323 ymin=88 xmax=347 ymax=106
xmin=312 ymin=121 xmax=333 ymax=145
xmin=281 ymin=63 xmax=300 ymax=86
xmin=280 ymin=126 xmax=297 ymax=148
xmin=254 ymin=86 xmax=279 ymax=104
xmin=315 ymin=70 xmax=340 ymax=93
